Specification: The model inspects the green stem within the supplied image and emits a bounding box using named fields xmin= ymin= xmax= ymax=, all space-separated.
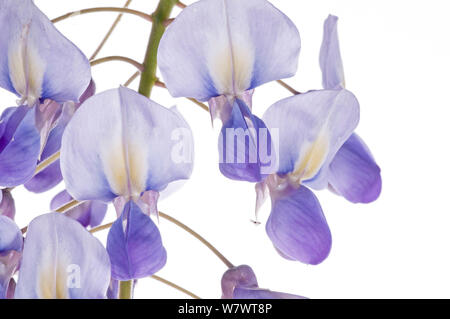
xmin=138 ymin=0 xmax=178 ymax=97
xmin=119 ymin=280 xmax=133 ymax=299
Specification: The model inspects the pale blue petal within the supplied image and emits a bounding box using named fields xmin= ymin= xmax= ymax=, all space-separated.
xmin=266 ymin=186 xmax=331 ymax=265
xmin=320 ymin=15 xmax=345 ymax=90
xmin=0 ymin=107 xmax=40 ymax=187
xmin=0 ymin=190 xmax=15 ymax=219
xmin=15 ymin=213 xmax=110 ymax=299
xmin=158 ymin=0 xmax=300 ymax=100
xmin=221 ymin=265 xmax=258 ymax=299
xmin=262 ymin=89 xmax=360 ymax=190
xmin=329 ymin=133 xmax=381 ymax=203
xmin=0 ymin=0 xmax=91 ymax=104
xmin=106 ymin=201 xmax=167 ymax=280
xmin=60 ymin=87 xmax=194 ymax=202
xmin=0 ymin=216 xmax=22 ymax=253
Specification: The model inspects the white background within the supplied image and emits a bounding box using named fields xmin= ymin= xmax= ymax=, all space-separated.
xmin=2 ymin=0 xmax=450 ymax=298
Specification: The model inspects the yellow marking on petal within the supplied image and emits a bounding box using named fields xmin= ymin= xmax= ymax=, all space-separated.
xmin=127 ymin=141 xmax=147 ymax=197
xmin=8 ymin=25 xmax=45 ymax=106
xmin=208 ymin=43 xmax=253 ymax=96
xmin=291 ymin=132 xmax=329 ymax=183
xmin=38 ymin=263 xmax=68 ymax=299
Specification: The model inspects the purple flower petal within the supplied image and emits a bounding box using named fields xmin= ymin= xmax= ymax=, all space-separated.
xmin=60 ymin=87 xmax=194 ymax=202
xmin=0 ymin=107 xmax=40 ymax=187
xmin=15 ymin=213 xmax=110 ymax=299
xmin=320 ymin=15 xmax=345 ymax=90
xmin=328 ymin=133 xmax=381 ymax=203
xmin=0 ymin=215 xmax=22 ymax=253
xmin=158 ymin=0 xmax=300 ymax=101
xmin=50 ymin=190 xmax=107 ymax=228
xmin=0 ymin=190 xmax=15 ymax=219
xmin=266 ymin=186 xmax=331 ymax=265
xmin=107 ymin=200 xmax=167 ymax=280
xmin=0 ymin=0 xmax=91 ymax=105
xmin=262 ymin=89 xmax=360 ymax=190
xmin=221 ymin=265 xmax=258 ymax=299
xmin=219 ymin=99 xmax=276 ymax=182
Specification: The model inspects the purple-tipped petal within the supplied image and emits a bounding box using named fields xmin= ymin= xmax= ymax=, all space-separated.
xmin=328 ymin=133 xmax=381 ymax=203
xmin=0 ymin=190 xmax=15 ymax=219
xmin=158 ymin=0 xmax=300 ymax=100
xmin=0 ymin=107 xmax=40 ymax=187
xmin=262 ymin=89 xmax=360 ymax=190
xmin=0 ymin=0 xmax=91 ymax=105
xmin=60 ymin=87 xmax=194 ymax=202
xmin=320 ymin=15 xmax=345 ymax=90
xmin=50 ymin=190 xmax=107 ymax=228
xmin=0 ymin=215 xmax=22 ymax=253
xmin=15 ymin=213 xmax=110 ymax=299
xmin=219 ymin=99 xmax=276 ymax=182
xmin=106 ymin=200 xmax=167 ymax=281
xmin=221 ymin=265 xmax=258 ymax=299
xmin=266 ymin=186 xmax=331 ymax=265
xmin=233 ymin=287 xmax=306 ymax=299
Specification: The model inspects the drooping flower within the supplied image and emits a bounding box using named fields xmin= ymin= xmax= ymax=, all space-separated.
xmin=14 ymin=213 xmax=110 ymax=299
xmin=259 ymin=89 xmax=360 ymax=264
xmin=60 ymin=86 xmax=194 ymax=280
xmin=158 ymin=0 xmax=300 ymax=182
xmin=221 ymin=265 xmax=305 ymax=299
xmin=0 ymin=0 xmax=91 ymax=160
xmin=0 ymin=216 xmax=23 ymax=299
xmin=50 ymin=190 xmax=107 ymax=229
xmin=320 ymin=15 xmax=381 ymax=203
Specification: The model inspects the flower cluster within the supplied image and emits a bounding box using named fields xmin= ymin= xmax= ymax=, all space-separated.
xmin=0 ymin=0 xmax=381 ymax=299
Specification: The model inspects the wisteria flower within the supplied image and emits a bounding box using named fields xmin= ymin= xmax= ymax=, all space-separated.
xmin=158 ymin=0 xmax=300 ymax=182
xmin=260 ymin=89 xmax=360 ymax=264
xmin=320 ymin=15 xmax=382 ymax=203
xmin=60 ymin=86 xmax=194 ymax=280
xmin=0 ymin=0 xmax=91 ymax=161
xmin=0 ymin=216 xmax=22 ymax=299
xmin=221 ymin=265 xmax=305 ymax=299
xmin=15 ymin=213 xmax=110 ymax=299
xmin=0 ymin=190 xmax=15 ymax=219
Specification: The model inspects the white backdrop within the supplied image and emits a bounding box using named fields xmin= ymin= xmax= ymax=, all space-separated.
xmin=2 ymin=0 xmax=450 ymax=298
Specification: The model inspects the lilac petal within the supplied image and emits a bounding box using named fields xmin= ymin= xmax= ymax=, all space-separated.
xmin=35 ymin=99 xmax=62 ymax=156
xmin=0 ymin=107 xmax=40 ymax=187
xmin=221 ymin=265 xmax=258 ymax=299
xmin=107 ymin=200 xmax=167 ymax=280
xmin=15 ymin=213 xmax=110 ymax=299
xmin=0 ymin=106 xmax=28 ymax=152
xmin=158 ymin=0 xmax=300 ymax=101
xmin=50 ymin=190 xmax=107 ymax=228
xmin=0 ymin=0 xmax=91 ymax=105
xmin=61 ymin=87 xmax=194 ymax=202
xmin=262 ymin=89 xmax=360 ymax=190
xmin=0 ymin=251 xmax=21 ymax=299
xmin=0 ymin=215 xmax=22 ymax=253
xmin=320 ymin=15 xmax=345 ymax=90
xmin=266 ymin=186 xmax=331 ymax=265
xmin=25 ymin=102 xmax=75 ymax=193
xmin=219 ymin=99 xmax=276 ymax=182
xmin=328 ymin=133 xmax=381 ymax=203
xmin=106 ymin=279 xmax=119 ymax=299
xmin=234 ymin=287 xmax=306 ymax=299
xmin=0 ymin=190 xmax=15 ymax=219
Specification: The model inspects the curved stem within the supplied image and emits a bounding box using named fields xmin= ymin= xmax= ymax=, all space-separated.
xmin=54 ymin=199 xmax=82 ymax=213
xmin=51 ymin=7 xmax=152 ymax=24
xmin=35 ymin=151 xmax=60 ymax=176
xmin=138 ymin=0 xmax=178 ymax=98
xmin=159 ymin=212 xmax=234 ymax=269
xmin=276 ymin=79 xmax=301 ymax=95
xmin=89 ymin=222 xmax=114 ymax=234
xmin=90 ymin=56 xmax=144 ymax=72
xmin=151 ymin=275 xmax=201 ymax=299
xmin=90 ymin=0 xmax=133 ymax=61
xmin=124 ymin=71 xmax=141 ymax=87
xmin=176 ymin=1 xmax=187 ymax=9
